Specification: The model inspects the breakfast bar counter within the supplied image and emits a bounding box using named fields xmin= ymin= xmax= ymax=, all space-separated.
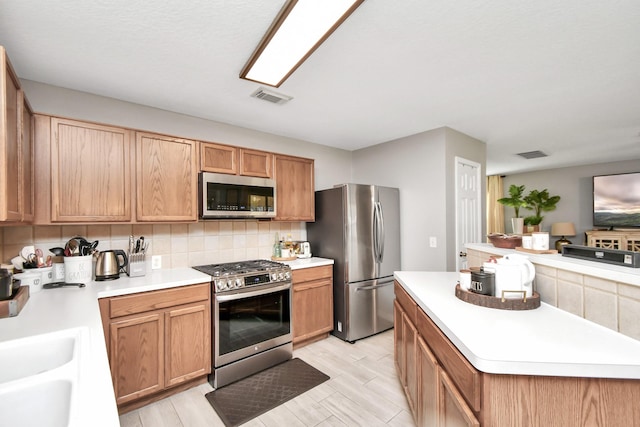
xmin=394 ymin=271 xmax=640 ymax=379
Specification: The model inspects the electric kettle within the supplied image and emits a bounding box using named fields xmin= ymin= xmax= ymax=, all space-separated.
xmin=483 ymin=254 xmax=535 ymax=299
xmin=95 ymin=250 xmax=128 ymax=281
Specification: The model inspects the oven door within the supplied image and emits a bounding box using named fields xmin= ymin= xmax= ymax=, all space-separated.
xmin=214 ymin=282 xmax=292 ymax=367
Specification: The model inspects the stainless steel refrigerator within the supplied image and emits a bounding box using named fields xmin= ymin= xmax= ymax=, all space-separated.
xmin=306 ymin=184 xmax=401 ymax=342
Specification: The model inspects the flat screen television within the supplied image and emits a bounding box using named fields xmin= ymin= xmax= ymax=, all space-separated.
xmin=593 ymin=172 xmax=640 ymax=228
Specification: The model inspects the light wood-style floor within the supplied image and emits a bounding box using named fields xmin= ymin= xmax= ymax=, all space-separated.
xmin=119 ymin=329 xmax=416 ymax=427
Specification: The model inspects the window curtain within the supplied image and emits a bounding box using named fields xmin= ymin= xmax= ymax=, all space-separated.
xmin=487 ymin=175 xmax=504 ymax=236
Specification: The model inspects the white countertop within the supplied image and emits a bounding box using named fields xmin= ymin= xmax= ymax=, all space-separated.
xmin=0 ymin=257 xmax=331 ymax=426
xmin=0 ymin=267 xmax=211 ymax=427
xmin=466 ymin=243 xmax=640 ymax=286
xmin=279 ymin=256 xmax=334 ymax=270
xmin=394 ymin=271 xmax=640 ymax=379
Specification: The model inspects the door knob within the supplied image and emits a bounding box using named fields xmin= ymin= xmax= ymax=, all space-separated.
xmin=459 ymin=251 xmax=467 ymax=257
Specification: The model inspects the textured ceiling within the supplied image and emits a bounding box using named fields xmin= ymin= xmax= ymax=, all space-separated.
xmin=1 ymin=0 xmax=639 ymax=175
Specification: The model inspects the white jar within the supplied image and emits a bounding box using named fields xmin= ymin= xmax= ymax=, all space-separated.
xmin=14 ymin=271 xmax=42 ymax=294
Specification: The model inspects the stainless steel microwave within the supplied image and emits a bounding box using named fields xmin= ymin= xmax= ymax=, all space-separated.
xmin=199 ymin=172 xmax=276 ymax=219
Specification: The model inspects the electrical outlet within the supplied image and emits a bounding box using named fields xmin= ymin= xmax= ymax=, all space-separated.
xmin=151 ymin=255 xmax=162 ymax=270
xmin=429 ymin=237 xmax=437 ymax=248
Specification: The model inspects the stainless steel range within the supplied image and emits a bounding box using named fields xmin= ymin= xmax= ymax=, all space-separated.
xmin=193 ymin=259 xmax=292 ymax=388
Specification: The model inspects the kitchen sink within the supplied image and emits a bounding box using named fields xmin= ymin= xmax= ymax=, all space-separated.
xmin=0 ymin=327 xmax=89 ymax=426
xmin=0 ymin=327 xmax=85 ymax=384
xmin=0 ymin=379 xmax=73 ymax=427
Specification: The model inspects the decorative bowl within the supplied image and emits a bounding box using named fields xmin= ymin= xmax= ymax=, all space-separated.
xmin=487 ymin=233 xmax=522 ymax=249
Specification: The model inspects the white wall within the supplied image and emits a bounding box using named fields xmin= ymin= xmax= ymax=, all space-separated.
xmin=351 ymin=127 xmax=486 ymax=271
xmin=502 ymin=159 xmax=640 ymax=243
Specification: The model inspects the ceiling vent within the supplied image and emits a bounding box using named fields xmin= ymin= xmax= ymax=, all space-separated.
xmin=516 ymin=150 xmax=548 ymax=159
xmin=250 ymin=87 xmax=293 ymax=105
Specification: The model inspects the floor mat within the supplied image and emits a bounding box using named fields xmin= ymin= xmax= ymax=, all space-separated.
xmin=205 ymin=358 xmax=329 ymax=427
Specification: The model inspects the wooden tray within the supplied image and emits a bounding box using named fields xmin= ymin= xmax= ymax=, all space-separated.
xmin=455 ymin=284 xmax=540 ymax=310
xmin=271 ymin=256 xmax=297 ymax=261
xmin=515 ymin=247 xmax=558 ymax=255
xmin=0 ymin=286 xmax=30 ymax=318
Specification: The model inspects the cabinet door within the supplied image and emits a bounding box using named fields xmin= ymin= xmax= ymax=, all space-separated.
xmin=19 ymin=92 xmax=34 ymax=222
xmin=240 ymin=148 xmax=273 ymax=178
xmin=292 ymin=275 xmax=333 ymax=343
xmin=439 ymin=370 xmax=479 ymax=427
xmin=403 ymin=309 xmax=418 ymax=417
xmin=274 ymin=154 xmax=314 ymax=221
xmin=0 ymin=48 xmax=21 ymax=221
xmin=51 ymin=118 xmax=132 ymax=222
xmin=201 ymin=142 xmax=237 ymax=174
xmin=110 ymin=313 xmax=164 ymax=405
xmin=394 ymin=299 xmax=405 ymax=380
xmin=164 ymin=302 xmax=211 ymax=387
xmin=418 ymin=335 xmax=439 ymax=427
xmin=136 ymin=132 xmax=197 ymax=221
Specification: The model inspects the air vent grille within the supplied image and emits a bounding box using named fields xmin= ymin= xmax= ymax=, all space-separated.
xmin=250 ymin=87 xmax=293 ymax=105
xmin=517 ymin=150 xmax=548 ymax=159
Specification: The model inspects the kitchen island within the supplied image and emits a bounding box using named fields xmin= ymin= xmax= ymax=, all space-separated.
xmin=465 ymin=242 xmax=640 ymax=341
xmin=394 ymin=271 xmax=640 ymax=426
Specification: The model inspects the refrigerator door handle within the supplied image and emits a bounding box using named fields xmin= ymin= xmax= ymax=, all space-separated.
xmin=373 ymin=201 xmax=385 ymax=263
xmin=356 ymin=281 xmax=394 ymax=291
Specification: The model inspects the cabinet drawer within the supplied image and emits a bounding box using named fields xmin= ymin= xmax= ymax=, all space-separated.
xmin=394 ymin=281 xmax=417 ymax=326
xmin=109 ymin=283 xmax=210 ymax=318
xmin=292 ymin=265 xmax=332 ymax=283
xmin=416 ymin=307 xmax=481 ymax=412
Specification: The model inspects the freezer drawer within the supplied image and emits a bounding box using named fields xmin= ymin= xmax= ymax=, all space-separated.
xmin=341 ymin=278 xmax=394 ymax=342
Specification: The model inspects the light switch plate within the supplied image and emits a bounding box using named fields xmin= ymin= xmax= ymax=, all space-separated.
xmin=429 ymin=237 xmax=437 ymax=248
xmin=151 ymin=255 xmax=162 ymax=269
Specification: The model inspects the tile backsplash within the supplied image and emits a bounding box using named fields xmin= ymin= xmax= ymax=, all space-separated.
xmin=1 ymin=221 xmax=306 ymax=271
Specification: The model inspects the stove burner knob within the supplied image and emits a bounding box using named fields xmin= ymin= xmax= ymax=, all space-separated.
xmin=278 ymin=272 xmax=285 ymax=281
xmin=227 ymin=279 xmax=234 ymax=289
xmin=284 ymin=271 xmax=291 ymax=280
xmin=216 ymin=280 xmax=225 ymax=291
xmin=270 ymin=272 xmax=278 ymax=282
xmin=235 ymin=278 xmax=243 ymax=288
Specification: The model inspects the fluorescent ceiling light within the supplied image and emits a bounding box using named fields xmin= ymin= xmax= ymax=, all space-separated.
xmin=240 ymin=0 xmax=364 ymax=87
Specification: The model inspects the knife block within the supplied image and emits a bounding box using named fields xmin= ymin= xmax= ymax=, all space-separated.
xmin=126 ymin=252 xmax=146 ymax=277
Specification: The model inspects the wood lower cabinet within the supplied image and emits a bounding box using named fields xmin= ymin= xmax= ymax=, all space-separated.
xmin=292 ymin=265 xmax=333 ymax=347
xmin=394 ymin=280 xmax=640 ymax=426
xmin=274 ymin=154 xmax=314 ymax=221
xmin=99 ymin=283 xmax=211 ymax=412
xmin=0 ymin=47 xmax=33 ymax=222
xmin=136 ymin=132 xmax=198 ymax=222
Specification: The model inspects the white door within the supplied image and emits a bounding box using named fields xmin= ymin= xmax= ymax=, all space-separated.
xmin=455 ymin=157 xmax=482 ymax=271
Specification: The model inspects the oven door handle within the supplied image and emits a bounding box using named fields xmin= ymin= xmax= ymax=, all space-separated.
xmin=215 ymin=282 xmax=292 ymax=302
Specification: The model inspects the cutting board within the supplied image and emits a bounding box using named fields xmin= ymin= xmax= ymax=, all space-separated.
xmin=0 ymin=286 xmax=30 ymax=318
xmin=515 ymin=247 xmax=558 ymax=255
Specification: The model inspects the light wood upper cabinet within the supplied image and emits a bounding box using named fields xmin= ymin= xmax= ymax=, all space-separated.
xmin=0 ymin=47 xmax=31 ymax=222
xmin=50 ymin=118 xmax=132 ymax=222
xmin=239 ymin=148 xmax=272 ymax=178
xmin=201 ymin=142 xmax=237 ymax=174
xmin=201 ymin=142 xmax=273 ymax=178
xmin=136 ymin=132 xmax=197 ymax=222
xmin=19 ymin=92 xmax=34 ymax=222
xmin=274 ymin=154 xmax=314 ymax=221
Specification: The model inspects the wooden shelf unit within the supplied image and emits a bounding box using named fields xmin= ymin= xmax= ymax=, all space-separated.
xmin=585 ymin=230 xmax=640 ymax=252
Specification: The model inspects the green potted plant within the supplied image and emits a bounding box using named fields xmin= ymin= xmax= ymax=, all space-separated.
xmin=523 ymin=189 xmax=561 ymax=232
xmin=497 ymin=184 xmax=528 ymax=234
